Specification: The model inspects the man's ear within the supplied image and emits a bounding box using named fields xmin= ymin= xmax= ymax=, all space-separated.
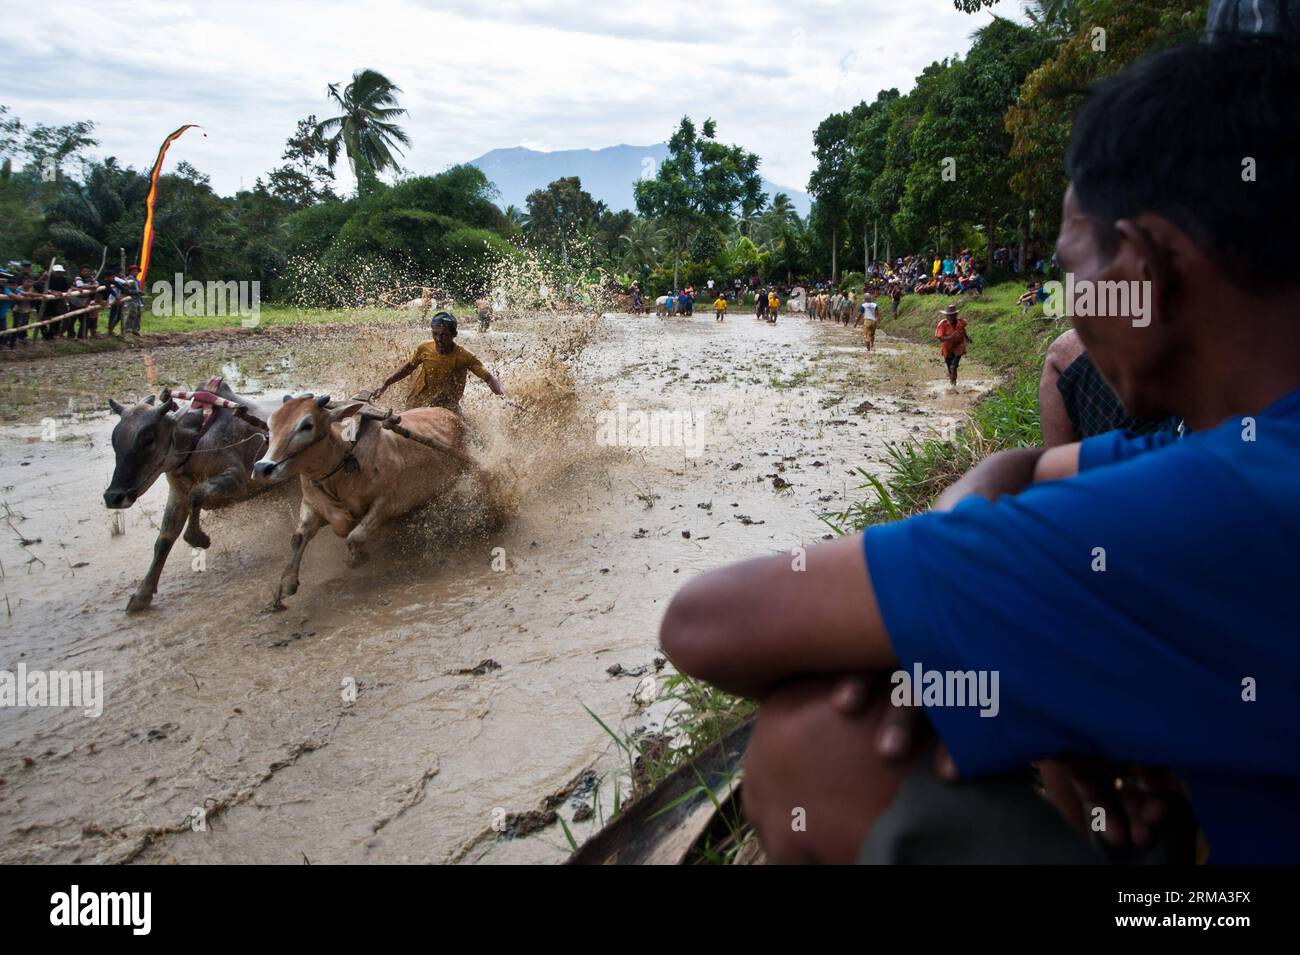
xmin=1113 ymin=216 xmax=1192 ymax=324
xmin=328 ymin=403 xmax=364 ymax=423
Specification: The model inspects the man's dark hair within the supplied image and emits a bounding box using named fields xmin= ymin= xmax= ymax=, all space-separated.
xmin=1065 ymin=34 xmax=1300 ymax=294
xmin=430 ymin=310 xmax=457 ymax=337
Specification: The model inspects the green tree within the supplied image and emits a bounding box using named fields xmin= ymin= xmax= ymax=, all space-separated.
xmin=284 ymin=164 xmax=512 ymax=304
xmin=634 ymin=116 xmax=765 ymax=291
xmin=503 ymin=204 xmax=527 ymax=230
xmin=619 ymin=217 xmax=667 ymax=282
xmin=754 ymin=198 xmax=807 ymax=283
xmin=896 ymin=19 xmax=1053 ymax=262
xmin=267 ymin=116 xmax=336 ymax=208
xmin=149 ymin=161 xmax=236 ymax=276
xmin=523 ymin=176 xmax=601 ymax=264
xmin=44 ymin=158 xmax=148 ymax=266
xmin=315 ymin=69 xmax=411 ymax=194
xmin=845 ymin=89 xmax=901 ymax=268
xmin=1006 ymin=0 xmax=1204 ymax=246
xmin=861 ymin=61 xmax=952 ymax=256
xmin=808 ymin=101 xmax=873 ymax=281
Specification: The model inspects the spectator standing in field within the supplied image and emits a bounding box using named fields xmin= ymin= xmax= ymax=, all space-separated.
xmin=70 ymin=264 xmax=101 ymax=339
xmin=120 ymin=265 xmax=144 ymax=336
xmin=10 ymin=277 xmax=37 ymax=345
xmin=44 ymin=264 xmax=70 ymax=340
xmin=105 ymin=268 xmax=126 ymax=336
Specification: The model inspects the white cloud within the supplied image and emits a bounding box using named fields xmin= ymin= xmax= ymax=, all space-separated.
xmin=0 ymin=0 xmax=1010 ymax=196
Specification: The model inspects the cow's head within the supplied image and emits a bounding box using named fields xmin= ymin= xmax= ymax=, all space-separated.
xmin=104 ymin=393 xmax=180 ymax=509
xmin=252 ymin=394 xmax=361 ymax=482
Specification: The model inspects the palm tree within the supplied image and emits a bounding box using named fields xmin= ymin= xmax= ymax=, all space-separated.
xmin=755 ymin=204 xmax=808 ymax=284
xmin=1023 ymin=0 xmax=1079 ymax=38
xmin=752 ymin=195 xmax=799 ymax=249
xmin=735 ymin=200 xmax=763 ymax=238
xmin=315 ymin=69 xmax=411 ymax=193
xmin=504 ymin=204 xmax=527 ymax=230
xmin=619 ymin=218 xmax=667 ymax=278
xmin=768 ymin=193 xmax=796 ymax=224
xmin=46 ymin=158 xmax=148 ymax=261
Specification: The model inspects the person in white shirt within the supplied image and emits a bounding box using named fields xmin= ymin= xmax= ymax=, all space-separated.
xmin=860 ymin=296 xmax=880 ymax=351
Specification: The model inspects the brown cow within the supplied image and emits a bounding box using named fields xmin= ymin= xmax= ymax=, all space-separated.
xmin=104 ymin=383 xmax=273 ymax=612
xmin=252 ymin=394 xmax=467 ymax=608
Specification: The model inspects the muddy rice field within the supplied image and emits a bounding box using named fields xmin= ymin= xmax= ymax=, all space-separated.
xmin=0 ymin=309 xmax=987 ymax=863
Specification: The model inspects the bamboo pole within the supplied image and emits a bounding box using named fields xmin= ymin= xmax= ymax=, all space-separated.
xmin=0 ymin=285 xmax=108 ymax=301
xmin=3 ymin=298 xmax=109 ymax=335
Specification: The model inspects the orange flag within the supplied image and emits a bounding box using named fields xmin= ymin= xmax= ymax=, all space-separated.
xmin=138 ymin=125 xmax=202 ymax=284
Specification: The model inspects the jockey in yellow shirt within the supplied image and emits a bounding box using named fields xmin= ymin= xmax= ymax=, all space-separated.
xmin=373 ymin=312 xmax=507 ymax=413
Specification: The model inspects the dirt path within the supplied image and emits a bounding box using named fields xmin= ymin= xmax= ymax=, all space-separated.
xmin=0 ymin=310 xmax=990 ymax=864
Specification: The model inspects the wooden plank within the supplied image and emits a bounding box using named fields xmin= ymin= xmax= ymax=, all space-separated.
xmin=567 ymin=718 xmax=753 ymax=865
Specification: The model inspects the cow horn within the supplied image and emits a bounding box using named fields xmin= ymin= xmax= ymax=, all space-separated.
xmin=315 ymin=394 xmax=331 ymax=408
xmin=108 ymin=398 xmax=125 ymax=415
xmin=283 ymin=394 xmax=293 ymax=404
xmin=144 ymin=394 xmax=156 ymax=405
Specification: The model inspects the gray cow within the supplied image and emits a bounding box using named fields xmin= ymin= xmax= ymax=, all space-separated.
xmin=103 ymin=381 xmax=272 ymax=612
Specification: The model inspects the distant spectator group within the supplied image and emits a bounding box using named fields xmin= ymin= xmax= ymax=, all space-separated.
xmin=0 ymin=259 xmax=144 ymax=348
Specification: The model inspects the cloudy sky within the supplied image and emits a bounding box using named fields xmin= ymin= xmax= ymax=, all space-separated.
xmin=2 ymin=0 xmax=1012 ymax=198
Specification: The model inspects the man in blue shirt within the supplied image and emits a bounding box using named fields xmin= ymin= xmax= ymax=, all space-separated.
xmin=659 ymin=35 xmax=1300 ymax=864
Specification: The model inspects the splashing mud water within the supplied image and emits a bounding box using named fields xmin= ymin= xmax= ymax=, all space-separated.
xmin=0 ymin=307 xmax=989 ymax=863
